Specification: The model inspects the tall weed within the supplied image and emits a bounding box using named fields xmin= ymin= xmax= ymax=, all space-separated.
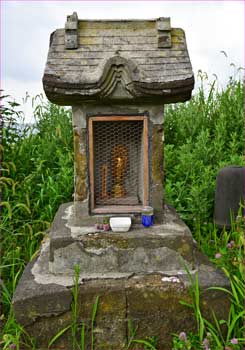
xmin=164 ymin=73 xmax=244 ymax=230
xmin=1 ymin=95 xmax=73 ymax=321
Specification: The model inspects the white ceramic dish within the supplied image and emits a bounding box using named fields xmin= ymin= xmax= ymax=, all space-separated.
xmin=109 ymin=217 xmax=131 ymax=232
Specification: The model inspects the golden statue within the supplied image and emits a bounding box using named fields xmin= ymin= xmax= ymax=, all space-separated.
xmin=111 ymin=144 xmax=128 ymax=198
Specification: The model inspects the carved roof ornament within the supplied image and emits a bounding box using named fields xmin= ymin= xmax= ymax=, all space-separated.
xmin=65 ymin=12 xmax=78 ymax=49
xmin=43 ymin=13 xmax=194 ymax=104
xmin=156 ymin=17 xmax=172 ymax=48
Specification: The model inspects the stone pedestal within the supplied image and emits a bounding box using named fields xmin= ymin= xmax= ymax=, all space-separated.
xmin=13 ymin=203 xmax=230 ymax=350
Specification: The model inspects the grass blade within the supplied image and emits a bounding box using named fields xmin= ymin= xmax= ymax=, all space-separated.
xmin=80 ymin=322 xmax=85 ymax=350
xmin=91 ymin=296 xmax=99 ymax=350
xmin=132 ymin=339 xmax=157 ymax=350
xmin=48 ymin=324 xmax=71 ymax=348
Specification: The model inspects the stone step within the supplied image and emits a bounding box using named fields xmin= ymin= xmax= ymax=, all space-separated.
xmin=48 ymin=202 xmax=194 ymax=277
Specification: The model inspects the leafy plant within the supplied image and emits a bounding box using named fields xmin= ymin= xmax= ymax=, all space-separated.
xmin=1 ymin=94 xmax=73 ymax=348
xmin=177 ymin=221 xmax=244 ymax=350
xmin=125 ymin=320 xmax=157 ymax=350
xmin=72 ymin=265 xmax=82 ymax=350
xmin=91 ymin=296 xmax=99 ymax=350
xmin=172 ymin=331 xmax=200 ymax=349
xmin=164 ymin=72 xmax=244 ymax=231
xmin=48 ymin=264 xmax=99 ymax=350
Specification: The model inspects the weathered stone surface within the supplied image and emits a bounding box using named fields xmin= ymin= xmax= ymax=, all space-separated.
xmin=31 ymin=279 xmax=127 ymax=349
xmin=158 ymin=32 xmax=172 ymax=48
xmin=72 ymin=104 xmax=164 ymax=127
xmin=73 ymin=126 xmax=88 ymax=201
xmin=43 ymin=16 xmax=194 ymax=105
xmin=214 ymin=166 xmax=244 ymax=228
xmin=126 ymin=274 xmax=195 ymax=346
xmin=12 ymin=260 xmax=72 ymax=326
xmin=152 ymin=124 xmax=164 ymax=221
xmin=125 ymin=271 xmax=230 ymax=349
xmin=157 ymin=18 xmax=172 ymax=49
xmin=156 ymin=17 xmax=171 ymax=31
xmin=13 ymin=255 xmax=229 ymax=350
xmin=46 ymin=202 xmax=194 ymax=277
xmin=65 ymin=12 xmax=78 ymax=49
xmin=12 ymin=202 xmax=230 ymax=349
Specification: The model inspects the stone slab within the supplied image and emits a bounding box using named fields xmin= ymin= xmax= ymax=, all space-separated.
xmin=13 ymin=248 xmax=230 ymax=350
xmin=48 ymin=203 xmax=194 ymax=276
xmin=12 ymin=258 xmax=72 ymax=327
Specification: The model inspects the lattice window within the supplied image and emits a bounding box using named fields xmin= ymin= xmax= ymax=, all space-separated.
xmin=88 ymin=116 xmax=149 ymax=212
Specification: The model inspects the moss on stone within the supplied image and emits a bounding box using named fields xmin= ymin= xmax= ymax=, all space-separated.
xmin=171 ymin=28 xmax=184 ymax=37
xmin=152 ymin=125 xmax=164 ymax=184
xmin=83 ymin=236 xmax=130 ymax=250
xmin=74 ymin=127 xmax=88 ymax=201
xmin=78 ymin=20 xmax=155 ymax=31
xmin=178 ymin=243 xmax=191 ymax=256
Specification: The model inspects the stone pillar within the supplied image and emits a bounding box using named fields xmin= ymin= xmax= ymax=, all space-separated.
xmin=72 ymin=106 xmax=88 ymax=202
xmin=152 ymin=123 xmax=164 ymax=222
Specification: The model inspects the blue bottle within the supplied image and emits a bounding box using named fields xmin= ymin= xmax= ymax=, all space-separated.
xmin=141 ymin=206 xmax=154 ymax=227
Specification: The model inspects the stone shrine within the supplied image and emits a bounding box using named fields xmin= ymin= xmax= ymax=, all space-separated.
xmin=13 ymin=13 xmax=229 ymax=350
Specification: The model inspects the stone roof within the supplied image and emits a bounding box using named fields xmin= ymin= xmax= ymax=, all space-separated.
xmin=43 ymin=13 xmax=194 ymax=105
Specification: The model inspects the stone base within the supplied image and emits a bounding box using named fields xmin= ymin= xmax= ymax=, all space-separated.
xmin=12 ymin=203 xmax=230 ymax=350
xmin=48 ymin=202 xmax=194 ymax=277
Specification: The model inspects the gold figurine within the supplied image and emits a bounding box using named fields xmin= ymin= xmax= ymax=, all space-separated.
xmin=111 ymin=144 xmax=128 ymax=198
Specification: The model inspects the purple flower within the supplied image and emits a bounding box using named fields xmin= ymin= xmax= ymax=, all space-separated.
xmin=215 ymin=252 xmax=222 ymax=259
xmin=227 ymin=241 xmax=235 ymax=249
xmin=202 ymin=338 xmax=210 ymax=350
xmin=230 ymin=338 xmax=238 ymax=345
xmin=202 ymin=338 xmax=209 ymax=346
xmin=9 ymin=345 xmax=16 ymax=350
xmin=179 ymin=331 xmax=187 ymax=342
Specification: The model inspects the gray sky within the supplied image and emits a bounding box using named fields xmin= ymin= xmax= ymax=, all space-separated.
xmin=1 ymin=1 xmax=244 ymax=121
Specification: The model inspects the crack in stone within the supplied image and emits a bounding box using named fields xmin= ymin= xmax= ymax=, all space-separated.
xmin=125 ymin=281 xmax=129 ymax=345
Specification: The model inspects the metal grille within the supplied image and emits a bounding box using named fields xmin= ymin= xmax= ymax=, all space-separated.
xmin=93 ymin=120 xmax=144 ymax=206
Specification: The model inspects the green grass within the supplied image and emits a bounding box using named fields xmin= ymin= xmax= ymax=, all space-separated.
xmin=0 ymin=71 xmax=244 ymax=349
xmin=165 ymin=72 xmax=244 ymax=350
xmin=1 ymin=95 xmax=74 ymax=348
xmin=47 ymin=265 xmax=99 ymax=350
xmin=164 ymin=72 xmax=244 ymax=230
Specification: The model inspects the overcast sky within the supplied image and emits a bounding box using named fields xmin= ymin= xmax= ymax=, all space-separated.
xmin=1 ymin=0 xmax=244 ymax=121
